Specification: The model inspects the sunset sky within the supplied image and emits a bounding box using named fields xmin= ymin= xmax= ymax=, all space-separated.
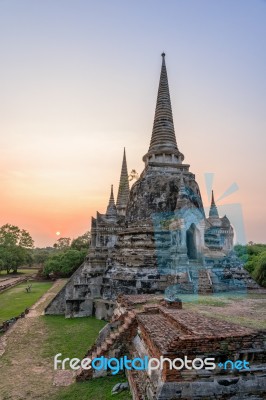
xmin=0 ymin=0 xmax=265 ymax=247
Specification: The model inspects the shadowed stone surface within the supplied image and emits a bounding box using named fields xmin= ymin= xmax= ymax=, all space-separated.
xmin=45 ymin=54 xmax=258 ymax=321
xmin=76 ymin=295 xmax=266 ymax=399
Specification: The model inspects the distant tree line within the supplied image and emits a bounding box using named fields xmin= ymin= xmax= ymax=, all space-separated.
xmin=42 ymin=232 xmax=90 ymax=278
xmin=234 ymin=243 xmax=266 ymax=287
xmin=0 ymin=223 xmax=90 ymax=278
xmin=1 ymin=223 xmax=265 ymax=286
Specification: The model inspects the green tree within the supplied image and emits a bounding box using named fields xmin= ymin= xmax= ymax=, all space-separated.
xmin=43 ymin=249 xmax=86 ymax=278
xmin=32 ymin=247 xmax=55 ymax=266
xmin=253 ymin=251 xmax=266 ymax=287
xmin=0 ymin=224 xmax=34 ymax=273
xmin=53 ymin=237 xmax=71 ymax=250
xmin=71 ymin=231 xmax=91 ymax=251
xmin=235 ymin=243 xmax=266 ymax=287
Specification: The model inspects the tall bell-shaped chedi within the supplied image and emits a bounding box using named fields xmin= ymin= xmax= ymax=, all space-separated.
xmin=126 ymin=53 xmax=204 ymax=224
xmin=45 ymin=53 xmax=238 ymax=319
xmin=104 ymin=54 xmax=206 ymax=298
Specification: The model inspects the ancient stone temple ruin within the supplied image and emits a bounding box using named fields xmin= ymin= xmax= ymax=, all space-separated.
xmin=45 ymin=53 xmax=258 ymax=319
xmin=76 ymin=295 xmax=266 ymax=399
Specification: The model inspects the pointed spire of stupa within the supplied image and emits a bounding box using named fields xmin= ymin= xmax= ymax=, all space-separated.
xmin=209 ymin=190 xmax=219 ymax=218
xmin=106 ymin=185 xmax=117 ymax=218
xmin=149 ymin=52 xmax=177 ymax=152
xmin=116 ymin=148 xmax=130 ymax=216
xmin=143 ymin=53 xmax=184 ymax=166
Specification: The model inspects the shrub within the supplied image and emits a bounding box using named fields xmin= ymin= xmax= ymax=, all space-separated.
xmin=253 ymin=251 xmax=266 ymax=287
xmin=43 ymin=249 xmax=86 ymax=278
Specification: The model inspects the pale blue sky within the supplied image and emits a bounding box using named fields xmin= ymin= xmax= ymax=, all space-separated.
xmin=0 ymin=0 xmax=265 ymax=245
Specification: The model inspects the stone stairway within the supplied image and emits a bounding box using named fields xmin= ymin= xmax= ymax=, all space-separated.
xmin=167 ymin=265 xmax=215 ymax=295
xmin=198 ymin=269 xmax=213 ymax=294
xmin=76 ymin=310 xmax=136 ymax=381
xmin=169 ymin=262 xmax=260 ymax=296
xmin=210 ymin=267 xmax=259 ymax=293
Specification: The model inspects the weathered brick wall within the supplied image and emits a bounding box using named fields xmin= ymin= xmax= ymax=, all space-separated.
xmin=136 ymin=305 xmax=266 ymax=387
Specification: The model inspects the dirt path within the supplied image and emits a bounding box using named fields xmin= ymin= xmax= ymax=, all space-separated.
xmin=0 ymin=278 xmax=18 ymax=285
xmin=26 ymin=279 xmax=66 ymax=318
xmin=0 ymin=276 xmax=28 ymax=293
xmin=0 ymin=279 xmax=68 ymax=400
xmin=184 ymin=291 xmax=266 ymax=330
xmin=1 ymin=284 xmax=265 ymax=399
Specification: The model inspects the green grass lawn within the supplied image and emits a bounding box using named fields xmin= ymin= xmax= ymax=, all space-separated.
xmin=17 ymin=268 xmax=39 ymax=275
xmin=0 ymin=283 xmax=131 ymax=399
xmin=0 ymin=281 xmax=53 ymax=323
xmin=53 ymin=375 xmax=131 ymax=400
xmin=41 ymin=316 xmax=132 ymax=400
xmin=42 ymin=315 xmax=106 ymax=361
xmin=0 ymin=268 xmax=39 ymax=277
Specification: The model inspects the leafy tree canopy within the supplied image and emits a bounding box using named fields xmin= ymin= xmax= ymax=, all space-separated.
xmin=71 ymin=231 xmax=91 ymax=251
xmin=0 ymin=224 xmax=34 ymax=273
xmin=253 ymin=251 xmax=266 ymax=287
xmin=42 ymin=231 xmax=90 ymax=278
xmin=43 ymin=249 xmax=86 ymax=278
xmin=234 ymin=243 xmax=266 ymax=287
xmin=53 ymin=237 xmax=71 ymax=250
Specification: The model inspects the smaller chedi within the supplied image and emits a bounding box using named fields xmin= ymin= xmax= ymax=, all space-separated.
xmin=205 ymin=191 xmax=234 ymax=252
xmin=45 ymin=54 xmax=258 ymax=319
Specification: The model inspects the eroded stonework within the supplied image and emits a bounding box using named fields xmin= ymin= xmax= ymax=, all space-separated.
xmin=45 ymin=54 xmax=258 ymax=319
xmin=76 ymin=295 xmax=266 ymax=399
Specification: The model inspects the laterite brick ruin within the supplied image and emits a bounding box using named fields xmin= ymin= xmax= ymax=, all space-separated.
xmin=46 ymin=54 xmax=265 ymax=399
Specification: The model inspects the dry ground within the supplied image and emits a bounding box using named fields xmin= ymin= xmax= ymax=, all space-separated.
xmin=183 ymin=290 xmax=266 ymax=330
xmin=0 ymin=285 xmax=265 ymax=400
xmin=0 ymin=279 xmax=68 ymax=400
